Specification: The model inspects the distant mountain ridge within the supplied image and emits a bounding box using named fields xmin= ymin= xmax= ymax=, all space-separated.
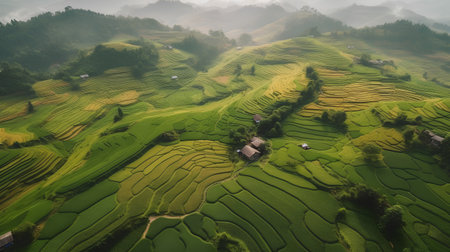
xmin=120 ymin=0 xmax=288 ymax=36
xmin=330 ymin=4 xmax=450 ymax=33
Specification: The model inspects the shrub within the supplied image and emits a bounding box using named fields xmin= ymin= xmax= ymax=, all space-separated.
xmin=27 ymin=101 xmax=34 ymax=113
xmin=360 ymin=54 xmax=371 ymax=66
xmin=361 ymin=143 xmax=383 ymax=163
xmin=378 ymin=205 xmax=405 ymax=239
xmin=337 ymin=184 xmax=389 ymax=216
xmin=402 ymin=127 xmax=415 ymax=146
xmin=12 ymin=222 xmax=36 ymax=245
xmin=159 ymin=131 xmax=179 ymax=142
xmin=213 ymin=232 xmax=248 ymax=252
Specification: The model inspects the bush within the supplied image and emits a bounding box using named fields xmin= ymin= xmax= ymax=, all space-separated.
xmin=213 ymin=232 xmax=248 ymax=252
xmin=337 ymin=184 xmax=389 ymax=216
xmin=360 ymin=54 xmax=371 ymax=66
xmin=378 ymin=205 xmax=405 ymax=239
xmin=321 ymin=110 xmax=347 ymax=128
xmin=12 ymin=222 xmax=36 ymax=245
xmin=361 ymin=143 xmax=383 ymax=163
xmin=159 ymin=131 xmax=179 ymax=142
xmin=403 ymin=127 xmax=415 ymax=146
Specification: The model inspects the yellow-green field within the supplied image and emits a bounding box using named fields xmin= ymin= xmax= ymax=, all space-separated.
xmin=0 ymin=35 xmax=449 ymax=252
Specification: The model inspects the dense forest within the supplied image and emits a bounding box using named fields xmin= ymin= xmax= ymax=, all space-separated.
xmin=0 ymin=7 xmax=167 ymax=71
xmin=350 ymin=20 xmax=450 ymax=53
xmin=0 ymin=62 xmax=37 ymax=96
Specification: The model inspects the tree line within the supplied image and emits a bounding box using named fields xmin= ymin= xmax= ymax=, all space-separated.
xmin=0 ymin=7 xmax=167 ymax=72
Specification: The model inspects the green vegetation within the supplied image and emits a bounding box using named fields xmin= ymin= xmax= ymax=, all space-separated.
xmin=0 ymin=62 xmax=37 ymax=95
xmin=0 ymin=8 xmax=167 ymax=71
xmin=0 ymin=14 xmax=449 ymax=252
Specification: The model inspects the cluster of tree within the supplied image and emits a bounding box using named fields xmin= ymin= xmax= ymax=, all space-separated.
xmin=213 ymin=232 xmax=248 ymax=252
xmin=372 ymin=110 xmax=422 ymax=128
xmin=238 ymin=33 xmax=254 ymax=46
xmin=234 ymin=64 xmax=256 ymax=77
xmin=12 ymin=221 xmax=36 ymax=248
xmin=61 ymin=42 xmax=159 ymax=78
xmin=0 ymin=62 xmax=37 ymax=96
xmin=361 ymin=143 xmax=383 ymax=163
xmin=321 ymin=110 xmax=347 ymax=129
xmin=229 ymin=126 xmax=254 ymax=147
xmin=0 ymin=7 xmax=167 ymax=71
xmin=349 ymin=20 xmax=450 ymax=53
xmin=174 ymin=31 xmax=234 ymax=71
xmin=113 ymin=108 xmax=124 ymax=123
xmin=336 ymin=184 xmax=405 ymax=239
xmin=158 ymin=130 xmax=180 ymax=142
xmin=302 ymin=66 xmax=324 ymax=99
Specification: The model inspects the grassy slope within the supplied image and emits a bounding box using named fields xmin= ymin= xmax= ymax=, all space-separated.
xmin=0 ymin=35 xmax=449 ymax=252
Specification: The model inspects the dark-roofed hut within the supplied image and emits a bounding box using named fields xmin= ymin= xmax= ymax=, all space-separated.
xmin=241 ymin=145 xmax=261 ymax=161
xmin=0 ymin=231 xmax=13 ymax=250
xmin=253 ymin=114 xmax=263 ymax=123
xmin=251 ymin=137 xmax=265 ymax=149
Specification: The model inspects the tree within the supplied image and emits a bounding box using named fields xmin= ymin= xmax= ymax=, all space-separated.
xmin=27 ymin=101 xmax=34 ymax=113
xmin=114 ymin=107 xmax=124 ymax=122
xmin=13 ymin=222 xmax=36 ymax=245
xmin=360 ymin=54 xmax=371 ymax=66
xmin=394 ymin=112 xmax=408 ymax=126
xmin=403 ymin=127 xmax=415 ymax=146
xmin=234 ymin=64 xmax=242 ymax=77
xmin=379 ymin=205 xmax=405 ymax=239
xmin=333 ymin=111 xmax=347 ymax=126
xmin=250 ymin=65 xmax=256 ymax=76
xmin=238 ymin=33 xmax=253 ymax=46
xmin=415 ymin=116 xmax=423 ymax=125
xmin=362 ymin=143 xmax=382 ymax=163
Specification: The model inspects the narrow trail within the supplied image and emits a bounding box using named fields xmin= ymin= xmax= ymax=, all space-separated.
xmin=142 ymin=214 xmax=191 ymax=239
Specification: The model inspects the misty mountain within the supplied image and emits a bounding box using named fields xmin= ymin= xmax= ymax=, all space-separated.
xmin=252 ymin=7 xmax=349 ymax=43
xmin=120 ymin=1 xmax=288 ymax=36
xmin=182 ymin=4 xmax=287 ymax=36
xmin=330 ymin=4 xmax=450 ymax=33
xmin=120 ymin=0 xmax=197 ymax=26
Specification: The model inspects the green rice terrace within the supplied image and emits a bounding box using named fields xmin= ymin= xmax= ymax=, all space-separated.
xmin=1 ymin=29 xmax=449 ymax=252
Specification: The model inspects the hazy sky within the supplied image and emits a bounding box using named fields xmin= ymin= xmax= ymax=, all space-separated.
xmin=1 ymin=0 xmax=449 ymax=23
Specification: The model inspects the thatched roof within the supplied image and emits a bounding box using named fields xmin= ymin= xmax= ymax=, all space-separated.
xmin=251 ymin=137 xmax=265 ymax=148
xmin=432 ymin=135 xmax=444 ymax=143
xmin=253 ymin=114 xmax=263 ymax=122
xmin=241 ymin=145 xmax=260 ymax=159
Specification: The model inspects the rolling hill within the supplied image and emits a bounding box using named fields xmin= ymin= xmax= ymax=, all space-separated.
xmin=0 ymin=9 xmax=449 ymax=252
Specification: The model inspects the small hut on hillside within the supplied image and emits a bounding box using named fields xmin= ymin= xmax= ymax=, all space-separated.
xmin=240 ymin=145 xmax=261 ymax=161
xmin=253 ymin=114 xmax=263 ymax=124
xmin=251 ymin=137 xmax=265 ymax=149
xmin=0 ymin=231 xmax=13 ymax=250
xmin=420 ymin=130 xmax=444 ymax=148
xmin=171 ymin=76 xmax=178 ymax=80
xmin=80 ymin=74 xmax=89 ymax=79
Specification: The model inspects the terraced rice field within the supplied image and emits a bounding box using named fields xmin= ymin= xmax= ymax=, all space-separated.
xmin=32 ymin=140 xmax=234 ymax=251
xmin=0 ymin=35 xmax=449 ymax=252
xmin=0 ymin=147 xmax=63 ymax=205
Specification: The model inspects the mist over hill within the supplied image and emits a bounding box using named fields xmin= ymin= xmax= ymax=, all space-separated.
xmin=330 ymin=4 xmax=450 ymax=33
